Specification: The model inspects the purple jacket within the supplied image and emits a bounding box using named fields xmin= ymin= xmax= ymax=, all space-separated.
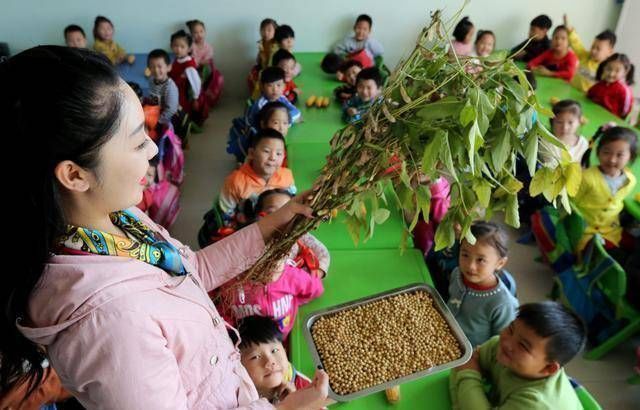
xmin=18 ymin=207 xmax=273 ymax=410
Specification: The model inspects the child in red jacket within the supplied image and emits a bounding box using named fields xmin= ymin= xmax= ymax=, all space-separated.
xmin=527 ymin=25 xmax=578 ymax=82
xmin=588 ymin=53 xmax=635 ymax=118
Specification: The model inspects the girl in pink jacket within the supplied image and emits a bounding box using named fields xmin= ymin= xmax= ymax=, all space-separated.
xmin=1 ymin=46 xmax=328 ymax=410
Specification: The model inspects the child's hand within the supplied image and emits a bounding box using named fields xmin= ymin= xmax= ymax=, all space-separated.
xmin=456 ymin=348 xmax=481 ymax=373
xmin=273 ymin=381 xmax=296 ymax=403
xmin=533 ymin=66 xmax=553 ymax=77
xmin=311 ymin=268 xmax=326 ymax=279
xmin=257 ymin=190 xmax=315 ymax=240
xmin=563 ymin=14 xmax=574 ymax=32
xmin=294 ymin=88 xmax=302 ymax=96
xmin=347 ymin=107 xmax=359 ymax=117
xmin=276 ymin=369 xmax=329 ymax=410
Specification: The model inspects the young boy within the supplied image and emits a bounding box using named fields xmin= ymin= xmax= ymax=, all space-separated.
xmin=219 ymin=128 xmax=296 ymax=225
xmin=147 ymin=49 xmax=180 ymax=126
xmin=511 ymin=15 xmax=552 ymax=62
xmin=233 ymin=316 xmax=313 ymax=402
xmin=564 ymin=14 xmax=616 ymax=92
xmin=274 ymin=24 xmax=302 ymax=77
xmin=247 ymin=66 xmax=301 ymax=126
xmin=64 ymin=24 xmax=87 ymax=48
xmin=343 ymin=67 xmax=382 ymax=123
xmin=334 ymin=60 xmax=363 ymax=102
xmin=334 ymin=14 xmax=384 ymax=64
xmin=272 ymin=49 xmax=300 ymax=104
xmin=450 ymin=301 xmax=587 ymax=410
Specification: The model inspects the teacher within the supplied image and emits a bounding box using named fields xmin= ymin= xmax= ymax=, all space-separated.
xmin=0 ymin=46 xmax=328 ymax=409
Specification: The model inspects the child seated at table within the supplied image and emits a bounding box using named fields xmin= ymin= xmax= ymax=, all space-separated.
xmin=147 ymin=49 xmax=179 ymax=128
xmin=539 ymin=100 xmax=589 ymax=166
xmin=587 ymin=53 xmax=635 ymax=119
xmin=447 ymin=221 xmax=519 ymax=347
xmin=527 ymin=25 xmax=578 ymax=82
xmin=511 ymin=14 xmax=552 ymax=62
xmin=274 ymin=25 xmax=301 ymax=77
xmin=64 ymin=24 xmax=87 ymax=48
xmin=334 ymin=60 xmax=363 ymax=102
xmin=219 ymin=128 xmax=296 ymax=226
xmin=450 ymin=17 xmax=475 ymax=57
xmin=343 ymin=67 xmax=382 ymax=123
xmin=169 ymin=30 xmax=204 ymax=120
xmin=232 ymin=315 xmax=314 ymax=402
xmin=473 ymin=30 xmax=495 ymax=58
xmin=333 ymin=14 xmax=383 ymax=68
xmin=564 ymin=14 xmax=616 ymax=93
xmin=574 ymin=125 xmax=637 ymax=251
xmin=272 ymin=49 xmax=301 ymax=105
xmin=218 ymin=254 xmax=324 ymax=340
xmin=247 ymin=66 xmax=301 ymax=126
xmin=250 ymin=189 xmax=330 ymax=278
xmin=92 ymin=16 xmax=130 ymax=65
xmin=450 ymin=301 xmax=587 ymax=410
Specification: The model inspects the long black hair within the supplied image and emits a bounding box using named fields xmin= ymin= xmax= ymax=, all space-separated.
xmin=582 ymin=125 xmax=638 ymax=168
xmin=0 ymin=46 xmax=122 ymax=397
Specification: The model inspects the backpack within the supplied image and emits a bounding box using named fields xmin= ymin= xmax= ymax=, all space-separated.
xmin=201 ymin=59 xmax=224 ymax=108
xmin=197 ymin=204 xmax=236 ymax=248
xmin=148 ymin=180 xmax=181 ymax=230
xmin=226 ymin=115 xmax=257 ymax=163
xmin=292 ymin=239 xmax=320 ymax=273
xmin=156 ymin=127 xmax=185 ymax=186
xmin=347 ymin=49 xmax=374 ymax=69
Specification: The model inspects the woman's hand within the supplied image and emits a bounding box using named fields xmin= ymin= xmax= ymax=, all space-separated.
xmin=276 ymin=370 xmax=329 ymax=410
xmin=256 ymin=191 xmax=314 ymax=241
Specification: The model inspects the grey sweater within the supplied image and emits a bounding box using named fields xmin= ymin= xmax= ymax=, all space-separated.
xmin=333 ymin=35 xmax=384 ymax=59
xmin=447 ymin=268 xmax=519 ymax=347
xmin=148 ymin=77 xmax=179 ymax=124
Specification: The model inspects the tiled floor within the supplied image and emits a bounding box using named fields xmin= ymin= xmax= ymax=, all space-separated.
xmin=171 ymin=96 xmax=640 ymax=409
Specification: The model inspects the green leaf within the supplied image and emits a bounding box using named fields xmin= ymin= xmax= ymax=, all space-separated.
xmin=417 ymin=97 xmax=464 ymax=122
xmin=473 ymin=179 xmax=492 ymax=208
xmin=564 ymin=163 xmax=583 ymax=197
xmin=459 ymin=102 xmax=476 ymax=127
xmin=434 ymin=215 xmax=455 ymax=251
xmin=505 ymin=194 xmax=520 ymax=228
xmin=536 ymin=121 xmax=565 ymax=149
xmin=523 ymin=130 xmax=539 ymax=176
xmin=442 ymin=134 xmax=459 ymax=182
xmin=484 ymin=49 xmax=508 ymax=63
xmin=467 ymin=120 xmax=483 ymax=171
xmin=490 ymin=129 xmax=511 ymax=172
xmin=373 ymin=208 xmax=391 ymax=224
xmin=529 ymin=167 xmax=550 ymax=197
xmin=416 ymin=184 xmax=432 ymax=221
xmin=421 ymin=130 xmax=446 ymax=172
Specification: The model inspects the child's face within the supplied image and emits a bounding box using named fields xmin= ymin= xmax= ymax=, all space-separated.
xmin=528 ymin=25 xmax=547 ymax=40
xmin=148 ymin=57 xmax=170 ymax=81
xmin=262 ymin=80 xmax=285 ymax=101
xmin=262 ymin=109 xmax=290 ymax=137
xmin=602 ymin=60 xmax=628 ymax=84
xmin=463 ymin=27 xmax=476 ymax=45
xmin=171 ymin=38 xmax=190 ymax=58
xmin=354 ymin=21 xmax=371 ymax=42
xmin=598 ymin=139 xmax=632 ymax=177
xmin=65 ymin=31 xmax=87 ymax=48
xmin=356 ymin=79 xmax=380 ymax=102
xmin=475 ymin=34 xmax=495 ymax=57
xmin=497 ymin=319 xmax=560 ymax=379
xmin=261 ymin=24 xmax=276 ymax=42
xmin=552 ymin=111 xmax=580 ymax=141
xmin=279 ymin=37 xmax=295 ymax=52
xmin=344 ymin=65 xmax=362 ymax=86
xmin=249 ymin=137 xmax=286 ymax=179
xmin=96 ymin=22 xmax=113 ymax=42
xmin=241 ymin=340 xmax=290 ymax=395
xmin=260 ymin=193 xmax=291 ymax=215
xmin=191 ymin=24 xmax=206 ymax=45
xmin=551 ymin=30 xmax=569 ymax=53
xmin=590 ymin=39 xmax=613 ymax=63
xmin=277 ymin=58 xmax=296 ymax=82
xmin=458 ymin=238 xmax=507 ymax=287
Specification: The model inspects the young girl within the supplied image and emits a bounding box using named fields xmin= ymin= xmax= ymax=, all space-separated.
xmin=92 ymin=16 xmax=130 ymax=65
xmin=447 ymin=221 xmax=519 ymax=347
xmin=540 ymin=99 xmax=589 ymax=165
xmin=257 ymin=18 xmax=278 ymax=70
xmin=168 ymin=30 xmax=202 ymax=117
xmin=527 ymin=25 xmax=578 ymax=82
xmin=450 ymin=17 xmax=475 ymax=57
xmin=588 ymin=53 xmax=635 ymax=119
xmin=574 ymin=125 xmax=637 ymax=251
xmin=250 ymin=189 xmax=331 ymax=278
xmin=473 ymin=30 xmax=495 ymax=58
xmin=186 ymin=19 xmax=213 ymax=68
xmin=217 ymin=255 xmax=324 ymax=340
xmin=274 ymin=25 xmax=302 ymax=77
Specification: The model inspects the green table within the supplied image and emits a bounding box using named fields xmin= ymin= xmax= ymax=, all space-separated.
xmin=290 ymin=249 xmax=453 ymax=409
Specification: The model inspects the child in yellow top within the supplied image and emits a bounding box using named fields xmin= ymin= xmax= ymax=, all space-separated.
xmin=92 ymin=16 xmax=129 ymax=65
xmin=573 ymin=125 xmax=637 ymax=250
xmin=563 ymin=14 xmax=616 ymax=92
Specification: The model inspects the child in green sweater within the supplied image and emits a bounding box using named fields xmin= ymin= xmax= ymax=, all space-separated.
xmin=450 ymin=301 xmax=586 ymax=410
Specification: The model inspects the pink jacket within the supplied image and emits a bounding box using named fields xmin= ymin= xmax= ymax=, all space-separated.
xmin=18 ymin=207 xmax=273 ymax=410
xmin=219 ymin=264 xmax=324 ymax=339
xmin=413 ymin=177 xmax=452 ymax=256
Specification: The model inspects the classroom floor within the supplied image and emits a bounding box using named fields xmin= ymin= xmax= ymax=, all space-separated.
xmin=171 ymin=95 xmax=640 ymax=410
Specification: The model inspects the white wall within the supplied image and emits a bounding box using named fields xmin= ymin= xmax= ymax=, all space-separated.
xmin=0 ymin=0 xmax=622 ymax=97
xmin=615 ymin=0 xmax=640 ymax=97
